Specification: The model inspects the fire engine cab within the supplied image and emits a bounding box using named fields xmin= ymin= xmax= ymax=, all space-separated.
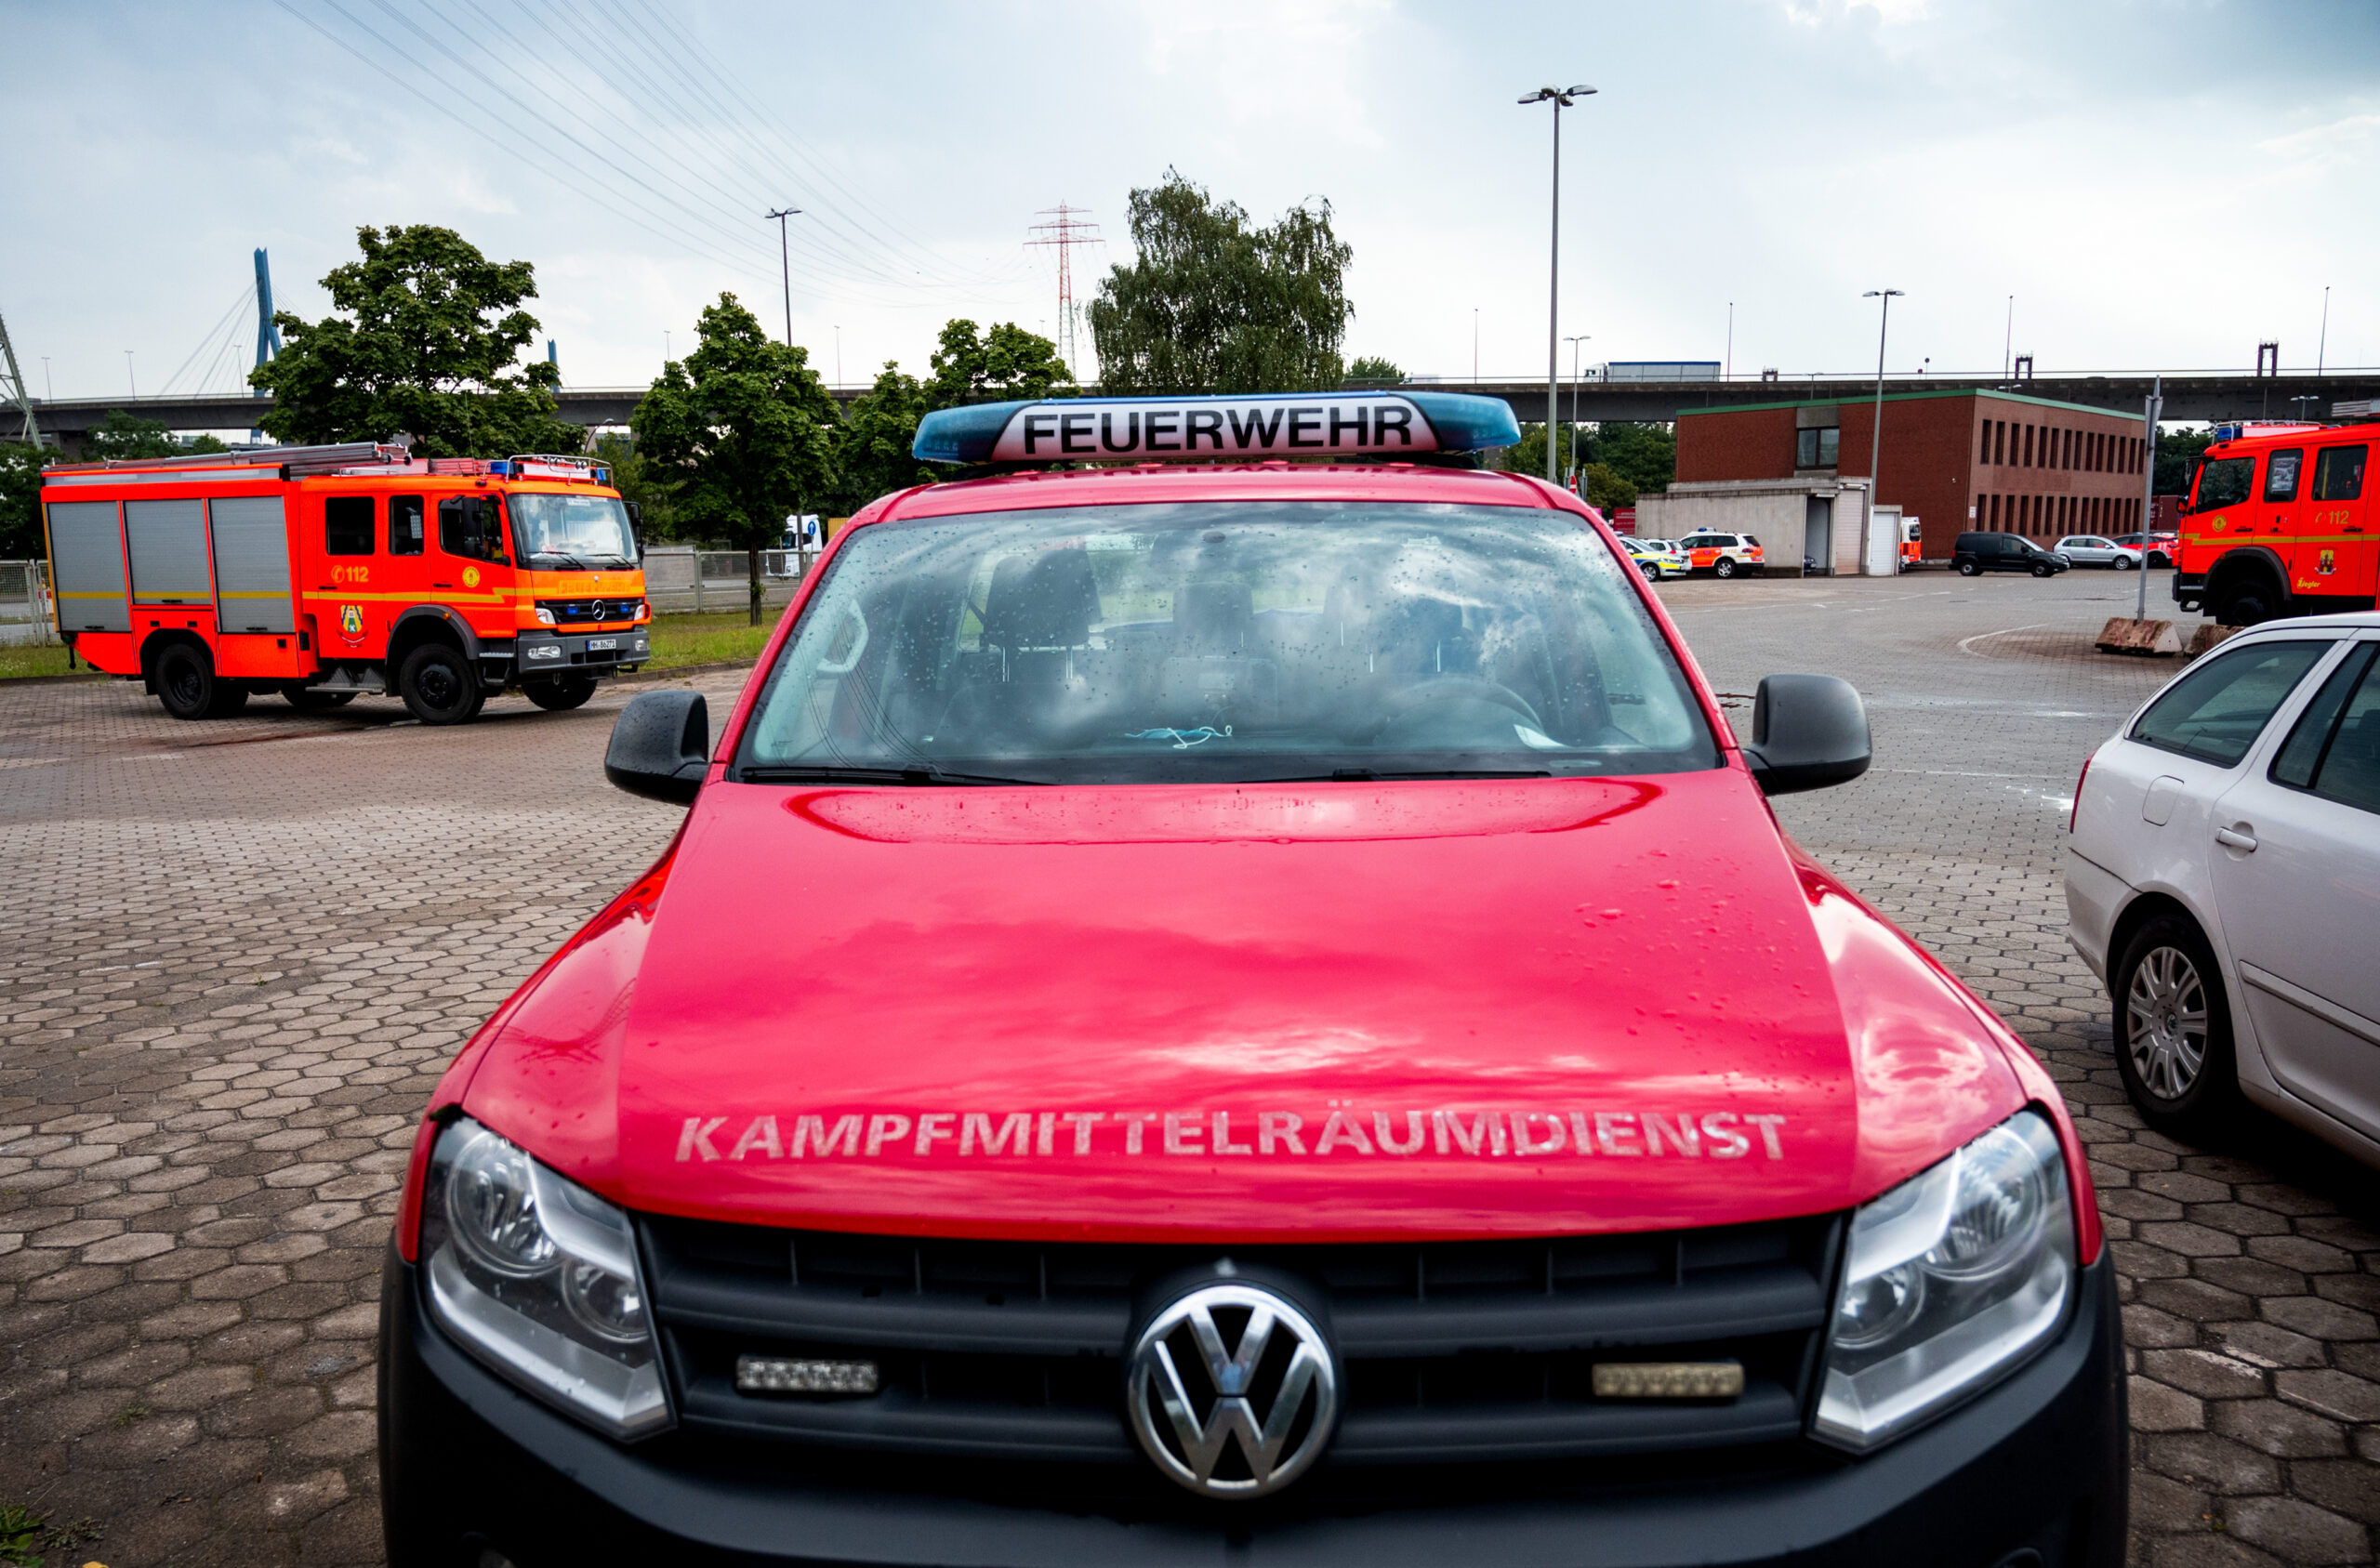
xmin=41 ymin=442 xmax=652 ymax=724
xmin=2175 ymin=417 xmax=2375 ymax=626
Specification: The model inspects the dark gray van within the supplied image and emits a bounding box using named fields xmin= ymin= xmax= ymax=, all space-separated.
xmin=1954 ymin=531 xmax=2070 ymax=578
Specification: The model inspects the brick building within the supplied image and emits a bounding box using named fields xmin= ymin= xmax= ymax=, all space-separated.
xmin=1673 ymin=389 xmax=2151 ymax=560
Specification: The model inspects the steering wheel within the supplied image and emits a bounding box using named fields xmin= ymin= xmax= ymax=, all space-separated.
xmin=1362 ymin=677 xmax=1545 ymax=743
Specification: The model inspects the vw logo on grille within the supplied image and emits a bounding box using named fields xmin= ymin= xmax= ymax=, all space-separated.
xmin=1125 ymin=1279 xmax=1339 ymax=1499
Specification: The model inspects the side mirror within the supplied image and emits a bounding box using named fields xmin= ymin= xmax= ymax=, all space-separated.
xmin=1741 ymin=674 xmax=1870 ymax=796
xmin=605 ymin=691 xmax=710 ymax=803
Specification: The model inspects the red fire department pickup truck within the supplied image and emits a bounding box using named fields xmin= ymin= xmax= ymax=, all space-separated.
xmin=377 ymin=391 xmax=2122 ymax=1567
xmin=41 ymin=442 xmax=651 ymax=723
xmin=2175 ymin=418 xmax=2375 ymax=625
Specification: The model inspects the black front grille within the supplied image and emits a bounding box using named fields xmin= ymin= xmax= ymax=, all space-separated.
xmin=539 ymin=598 xmax=636 ymax=626
xmin=641 ymin=1217 xmax=1842 ymax=1469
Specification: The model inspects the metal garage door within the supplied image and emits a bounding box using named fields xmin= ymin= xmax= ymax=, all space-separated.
xmin=207 ymin=495 xmax=294 ymax=635
xmin=45 ymin=501 xmax=130 ymax=633
xmin=126 ymin=498 xmax=215 ymax=607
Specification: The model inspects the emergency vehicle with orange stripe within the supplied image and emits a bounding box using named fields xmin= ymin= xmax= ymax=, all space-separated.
xmin=40 ymin=443 xmax=651 ymax=724
xmin=2175 ymin=417 xmax=2376 ymax=626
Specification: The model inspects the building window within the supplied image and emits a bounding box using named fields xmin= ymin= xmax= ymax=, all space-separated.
xmin=1979 ymin=424 xmax=1993 ymax=465
xmin=2024 ymin=426 xmax=2036 ymax=468
xmin=1994 ymin=421 xmax=2007 ymax=464
xmin=1795 ymin=427 xmax=1841 ymax=468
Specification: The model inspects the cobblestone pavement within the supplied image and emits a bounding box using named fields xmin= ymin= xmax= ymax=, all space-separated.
xmin=2 ymin=572 xmax=2375 ymax=1565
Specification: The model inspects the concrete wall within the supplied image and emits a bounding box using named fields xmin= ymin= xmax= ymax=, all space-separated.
xmin=1638 ymin=484 xmax=1842 ymax=575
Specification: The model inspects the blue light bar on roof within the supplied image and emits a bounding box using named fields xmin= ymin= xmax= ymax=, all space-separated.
xmin=911 ymin=390 xmax=1521 ymax=465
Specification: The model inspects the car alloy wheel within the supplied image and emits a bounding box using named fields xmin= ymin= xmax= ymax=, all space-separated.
xmin=1958 ymin=560 xmax=1979 ymax=576
xmin=2125 ymin=944 xmax=2207 ymax=1100
xmin=1714 ymin=557 xmax=1737 ymax=579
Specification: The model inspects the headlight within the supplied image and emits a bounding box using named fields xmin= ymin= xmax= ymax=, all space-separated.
xmin=535 ymin=606 xmax=558 ymax=626
xmin=1814 ymin=1109 xmax=2074 ymax=1452
xmin=419 ymin=1117 xmax=670 ymax=1440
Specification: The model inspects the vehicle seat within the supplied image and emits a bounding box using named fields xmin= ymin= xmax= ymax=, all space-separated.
xmin=1174 ymin=578 xmax=1254 ymax=653
xmin=979 ymin=549 xmax=1100 ymax=684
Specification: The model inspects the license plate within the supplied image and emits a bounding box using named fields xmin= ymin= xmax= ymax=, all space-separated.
xmin=587 ymin=638 xmax=618 ymax=652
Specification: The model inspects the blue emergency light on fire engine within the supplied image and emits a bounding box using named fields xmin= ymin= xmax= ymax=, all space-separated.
xmin=912 ymin=390 xmax=1521 ymax=466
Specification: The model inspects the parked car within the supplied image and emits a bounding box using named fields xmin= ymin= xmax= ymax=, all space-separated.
xmin=1676 ymin=531 xmax=1765 ymax=577
xmin=2052 ymin=535 xmax=2144 ymax=571
xmin=2112 ymin=532 xmax=2178 ymax=569
xmin=1620 ymin=535 xmax=1685 ymax=579
xmin=1954 ymin=532 xmax=2070 ymax=578
xmin=2066 ymin=613 xmax=2380 ymax=1155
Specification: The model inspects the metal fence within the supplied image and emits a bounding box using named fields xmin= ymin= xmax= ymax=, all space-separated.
xmin=0 ymin=547 xmax=796 ymax=640
xmin=0 ymin=560 xmax=54 ymax=646
xmin=641 ymin=546 xmax=815 ymax=614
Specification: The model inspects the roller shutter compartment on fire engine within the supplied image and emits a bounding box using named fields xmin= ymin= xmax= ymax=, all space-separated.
xmin=207 ymin=495 xmax=295 ymax=635
xmin=126 ymin=500 xmax=213 ymax=607
xmin=45 ymin=501 xmax=129 ymax=633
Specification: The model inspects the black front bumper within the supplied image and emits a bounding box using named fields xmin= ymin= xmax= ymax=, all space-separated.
xmin=378 ymin=1247 xmax=2125 ymax=1568
xmin=515 ymin=626 xmax=652 ymax=678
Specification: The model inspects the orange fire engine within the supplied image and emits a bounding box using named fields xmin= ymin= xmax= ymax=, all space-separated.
xmin=2175 ymin=418 xmax=2375 ymax=625
xmin=41 ymin=443 xmax=652 ymax=723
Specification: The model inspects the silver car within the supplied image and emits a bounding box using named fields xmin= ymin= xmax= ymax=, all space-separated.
xmin=2052 ymin=534 xmax=2144 ymax=570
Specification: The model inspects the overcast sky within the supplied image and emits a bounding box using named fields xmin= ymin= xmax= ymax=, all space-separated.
xmin=5 ymin=0 xmax=2375 ymax=406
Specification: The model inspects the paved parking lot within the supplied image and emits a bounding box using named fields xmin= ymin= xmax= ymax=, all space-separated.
xmin=2 ymin=571 xmax=2377 ymax=1566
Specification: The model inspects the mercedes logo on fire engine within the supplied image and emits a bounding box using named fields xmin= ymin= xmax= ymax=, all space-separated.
xmin=1125 ymin=1278 xmax=1339 ymax=1499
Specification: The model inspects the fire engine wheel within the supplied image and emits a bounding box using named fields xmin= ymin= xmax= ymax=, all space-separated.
xmin=154 ymin=641 xmax=246 ymax=721
xmin=1713 ymin=557 xmax=1739 ymax=579
xmin=398 ymin=644 xmax=486 ymax=726
xmin=280 ymin=684 xmax=358 ymax=711
xmin=523 ymin=675 xmax=599 ymax=712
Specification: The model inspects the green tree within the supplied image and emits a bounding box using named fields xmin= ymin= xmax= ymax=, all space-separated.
xmin=589 ymin=432 xmax=680 ymax=542
xmin=825 ymin=321 xmax=1074 ymax=513
xmin=1344 ymin=355 xmax=1403 ymax=386
xmin=631 ymin=294 xmax=838 ymax=626
xmin=827 ymin=362 xmax=933 ymax=515
xmin=2155 ymin=427 xmax=2212 ymax=496
xmin=1580 ymin=463 xmax=1637 ymax=512
xmin=927 ymin=319 xmax=1075 ymax=407
xmin=81 ymin=411 xmax=228 ymax=462
xmin=1584 ymin=422 xmax=1676 ymax=495
xmin=251 ymin=224 xmax=581 ymax=457
xmin=1500 ymin=423 xmax=1578 ymax=481
xmin=0 ymin=442 xmax=55 ymax=558
xmin=1088 ymin=171 xmax=1353 ymax=394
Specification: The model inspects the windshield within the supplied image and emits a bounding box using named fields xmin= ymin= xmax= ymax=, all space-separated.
xmin=508 ymin=492 xmax=638 ymax=567
xmin=2193 ymin=456 xmax=2254 ymax=513
xmin=735 ymin=501 xmax=1721 ymax=785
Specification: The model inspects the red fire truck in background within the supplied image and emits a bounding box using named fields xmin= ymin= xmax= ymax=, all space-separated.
xmin=41 ymin=443 xmax=652 ymax=724
xmin=2175 ymin=418 xmax=2375 ymax=625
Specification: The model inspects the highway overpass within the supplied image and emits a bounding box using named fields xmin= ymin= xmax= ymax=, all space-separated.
xmin=19 ymin=370 xmax=2380 ymax=455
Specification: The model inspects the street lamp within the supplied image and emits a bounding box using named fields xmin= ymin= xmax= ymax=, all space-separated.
xmin=1521 ymin=83 xmax=1595 ymax=483
xmin=1563 ymin=334 xmax=1591 ymax=491
xmin=1862 ymin=289 xmax=1903 ymax=520
xmin=765 ymin=206 xmax=802 ymax=349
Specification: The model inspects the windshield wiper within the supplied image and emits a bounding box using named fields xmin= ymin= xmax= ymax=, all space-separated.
xmin=532 ymin=552 xmax=593 ymax=570
xmin=737 ymin=764 xmax=1052 ymax=787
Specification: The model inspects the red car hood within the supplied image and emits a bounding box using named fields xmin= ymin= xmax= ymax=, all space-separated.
xmin=460 ymin=771 xmax=2025 ymax=1243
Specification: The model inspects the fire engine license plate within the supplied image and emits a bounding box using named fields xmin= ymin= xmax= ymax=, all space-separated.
xmin=587 ymin=638 xmax=618 ymax=652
